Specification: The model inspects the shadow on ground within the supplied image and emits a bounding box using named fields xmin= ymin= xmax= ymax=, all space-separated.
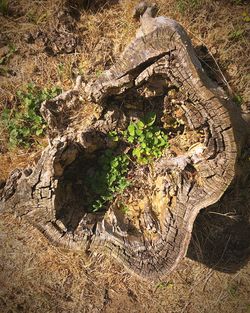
xmin=187 ymin=175 xmax=250 ymax=273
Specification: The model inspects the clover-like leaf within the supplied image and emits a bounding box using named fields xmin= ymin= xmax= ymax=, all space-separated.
xmin=128 ymin=123 xmax=135 ymax=136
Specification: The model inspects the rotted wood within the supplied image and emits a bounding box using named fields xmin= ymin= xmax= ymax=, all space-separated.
xmin=0 ymin=9 xmax=249 ymax=280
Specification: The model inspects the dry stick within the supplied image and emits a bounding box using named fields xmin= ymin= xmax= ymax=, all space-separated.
xmin=202 ymin=268 xmax=215 ymax=292
xmin=192 ymin=229 xmax=205 ymax=262
xmin=199 ymin=57 xmax=226 ymax=82
xmin=208 ymin=211 xmax=241 ymax=221
xmin=212 ymin=234 xmax=232 ymax=270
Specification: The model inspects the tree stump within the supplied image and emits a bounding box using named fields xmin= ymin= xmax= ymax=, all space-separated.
xmin=0 ymin=12 xmax=249 ymax=280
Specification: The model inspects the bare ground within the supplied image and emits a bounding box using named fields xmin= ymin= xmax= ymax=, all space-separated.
xmin=0 ymin=0 xmax=250 ymax=312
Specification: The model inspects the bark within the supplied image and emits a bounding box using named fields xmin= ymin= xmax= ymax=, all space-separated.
xmin=0 ymin=12 xmax=249 ymax=280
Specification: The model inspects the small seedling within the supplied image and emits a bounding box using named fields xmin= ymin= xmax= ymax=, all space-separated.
xmin=57 ymin=63 xmax=65 ymax=77
xmin=242 ymin=11 xmax=250 ymax=23
xmin=233 ymin=94 xmax=243 ymax=106
xmin=118 ymin=203 xmax=129 ymax=214
xmin=110 ymin=112 xmax=169 ymax=165
xmin=1 ymin=83 xmax=61 ymax=148
xmin=176 ymin=0 xmax=201 ymax=14
xmin=95 ymin=69 xmax=103 ymax=77
xmin=155 ymin=280 xmax=174 ymax=290
xmin=86 ymin=112 xmax=169 ymax=212
xmin=228 ymin=284 xmax=238 ymax=297
xmin=0 ymin=44 xmax=17 ymax=65
xmin=0 ymin=0 xmax=8 ymax=15
xmin=85 ymin=150 xmax=130 ymax=212
xmin=228 ymin=29 xmax=244 ymax=40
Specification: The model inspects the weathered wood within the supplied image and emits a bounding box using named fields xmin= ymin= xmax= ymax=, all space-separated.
xmin=0 ymin=9 xmax=249 ymax=281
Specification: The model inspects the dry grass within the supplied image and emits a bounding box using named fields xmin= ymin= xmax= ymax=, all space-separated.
xmin=0 ymin=0 xmax=250 ymax=312
xmin=0 ymin=212 xmax=249 ymax=313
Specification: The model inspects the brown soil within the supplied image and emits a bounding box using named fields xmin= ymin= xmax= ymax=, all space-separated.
xmin=0 ymin=0 xmax=249 ymax=312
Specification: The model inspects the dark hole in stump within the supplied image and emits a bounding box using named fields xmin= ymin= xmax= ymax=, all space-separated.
xmin=54 ymin=152 xmax=108 ymax=233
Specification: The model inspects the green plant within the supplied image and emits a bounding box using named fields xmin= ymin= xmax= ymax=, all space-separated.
xmin=176 ymin=0 xmax=201 ymax=14
xmin=0 ymin=0 xmax=8 ymax=15
xmin=86 ymin=150 xmax=130 ymax=212
xmin=228 ymin=29 xmax=244 ymax=40
xmin=233 ymin=94 xmax=243 ymax=106
xmin=57 ymin=62 xmax=64 ymax=77
xmin=95 ymin=69 xmax=103 ymax=77
xmin=26 ymin=9 xmax=47 ymax=24
xmin=0 ymin=44 xmax=16 ymax=65
xmin=228 ymin=284 xmax=238 ymax=297
xmin=119 ymin=203 xmax=129 ymax=214
xmin=85 ymin=112 xmax=169 ymax=212
xmin=155 ymin=280 xmax=174 ymax=290
xmin=110 ymin=112 xmax=169 ymax=165
xmin=242 ymin=11 xmax=250 ymax=22
xmin=1 ymin=83 xmax=61 ymax=148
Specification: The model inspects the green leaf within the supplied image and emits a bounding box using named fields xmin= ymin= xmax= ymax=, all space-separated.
xmin=127 ymin=136 xmax=134 ymax=143
xmin=136 ymin=128 xmax=143 ymax=136
xmin=10 ymin=128 xmax=18 ymax=138
xmin=122 ymin=130 xmax=128 ymax=138
xmin=1 ymin=108 xmax=10 ymax=122
xmin=128 ymin=123 xmax=135 ymax=136
xmin=145 ymin=148 xmax=151 ymax=155
xmin=119 ymin=180 xmax=129 ymax=190
xmin=233 ymin=94 xmax=243 ymax=106
xmin=228 ymin=29 xmax=244 ymax=40
xmin=24 ymin=97 xmax=32 ymax=108
xmin=137 ymin=120 xmax=144 ymax=130
xmin=146 ymin=131 xmax=153 ymax=138
xmin=101 ymin=195 xmax=113 ymax=202
xmin=243 ymin=16 xmax=250 ymax=22
xmin=120 ymin=205 xmax=129 ymax=214
xmin=35 ymin=128 xmax=44 ymax=136
xmin=108 ymin=130 xmax=119 ymax=141
xmin=109 ymin=174 xmax=117 ymax=185
xmin=158 ymin=137 xmax=166 ymax=147
xmin=145 ymin=112 xmax=156 ymax=126
xmin=21 ymin=128 xmax=31 ymax=137
xmin=9 ymin=136 xmax=18 ymax=147
xmin=92 ymin=200 xmax=103 ymax=212
xmin=140 ymin=158 xmax=148 ymax=165
xmin=33 ymin=115 xmax=43 ymax=124
xmin=132 ymin=147 xmax=141 ymax=158
xmin=154 ymin=137 xmax=159 ymax=145
xmin=138 ymin=135 xmax=145 ymax=142
xmin=111 ymin=159 xmax=119 ymax=168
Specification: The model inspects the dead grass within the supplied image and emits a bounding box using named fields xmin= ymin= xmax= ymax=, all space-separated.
xmin=0 ymin=0 xmax=250 ymax=312
xmin=0 ymin=212 xmax=249 ymax=313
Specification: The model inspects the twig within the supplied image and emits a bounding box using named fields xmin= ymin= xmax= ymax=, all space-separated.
xmin=208 ymin=211 xmax=241 ymax=221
